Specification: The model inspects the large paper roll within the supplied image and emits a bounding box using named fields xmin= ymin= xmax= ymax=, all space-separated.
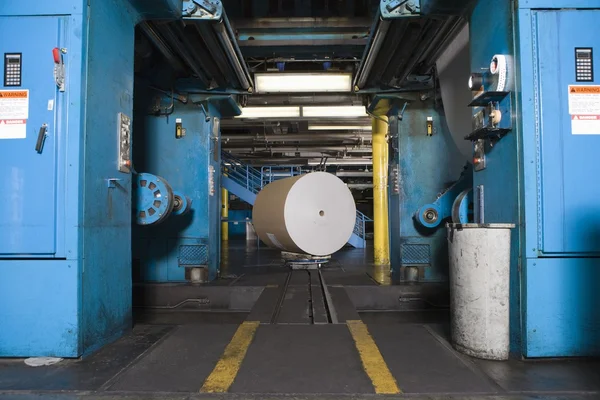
xmin=253 ymin=172 xmax=356 ymax=256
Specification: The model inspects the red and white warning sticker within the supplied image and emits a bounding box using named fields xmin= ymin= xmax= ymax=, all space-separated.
xmin=0 ymin=90 xmax=28 ymax=139
xmin=571 ymin=115 xmax=600 ymax=135
xmin=0 ymin=119 xmax=27 ymax=139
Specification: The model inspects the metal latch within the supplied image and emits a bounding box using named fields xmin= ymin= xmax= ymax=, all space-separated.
xmin=53 ymin=47 xmax=66 ymax=92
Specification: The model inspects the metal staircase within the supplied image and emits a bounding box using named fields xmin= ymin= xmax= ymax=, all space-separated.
xmin=221 ymin=151 xmax=371 ymax=248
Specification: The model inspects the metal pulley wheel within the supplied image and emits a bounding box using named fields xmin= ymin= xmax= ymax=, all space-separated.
xmin=134 ymin=173 xmax=174 ymax=225
xmin=172 ymin=191 xmax=192 ymax=216
xmin=451 ymin=188 xmax=473 ymax=224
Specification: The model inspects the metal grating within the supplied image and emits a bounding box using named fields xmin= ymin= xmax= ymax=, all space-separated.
xmin=401 ymin=244 xmax=430 ymax=265
xmin=179 ymin=245 xmax=208 ymax=266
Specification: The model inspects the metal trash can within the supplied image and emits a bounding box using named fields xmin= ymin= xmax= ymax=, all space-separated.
xmin=446 ymin=223 xmax=515 ymax=360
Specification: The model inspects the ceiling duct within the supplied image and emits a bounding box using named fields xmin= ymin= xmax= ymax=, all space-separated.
xmin=353 ymin=0 xmax=470 ymax=92
xmin=139 ymin=0 xmax=253 ymax=91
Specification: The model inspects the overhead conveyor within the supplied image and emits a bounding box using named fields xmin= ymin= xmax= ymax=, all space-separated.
xmin=354 ymin=0 xmax=475 ymax=92
xmin=138 ymin=0 xmax=253 ymax=92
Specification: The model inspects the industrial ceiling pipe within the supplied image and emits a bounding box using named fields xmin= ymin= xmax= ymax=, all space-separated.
xmin=222 ymin=133 xmax=371 ymax=141
xmin=223 ymin=146 xmax=372 ymax=153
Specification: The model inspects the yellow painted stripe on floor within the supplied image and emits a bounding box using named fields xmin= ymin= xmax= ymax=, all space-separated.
xmin=347 ymin=320 xmax=401 ymax=394
xmin=200 ymin=321 xmax=260 ymax=393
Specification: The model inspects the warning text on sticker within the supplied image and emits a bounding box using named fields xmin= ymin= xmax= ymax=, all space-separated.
xmin=569 ymin=86 xmax=600 ymax=115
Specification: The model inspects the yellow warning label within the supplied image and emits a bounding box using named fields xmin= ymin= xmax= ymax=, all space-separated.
xmin=569 ymin=86 xmax=600 ymax=94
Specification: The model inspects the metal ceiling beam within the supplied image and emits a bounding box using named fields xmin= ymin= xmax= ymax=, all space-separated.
xmin=238 ymin=38 xmax=367 ymax=58
xmin=336 ymin=171 xmax=372 ymax=177
xmin=234 ymin=157 xmax=373 ymax=166
xmin=239 ymin=38 xmax=368 ymax=47
xmin=232 ymin=17 xmax=372 ymax=30
xmin=221 ymin=117 xmax=371 ymax=127
xmin=246 ymin=94 xmax=363 ymax=106
xmin=223 ymin=146 xmax=372 ymax=153
xmin=222 ymin=133 xmax=371 ymax=141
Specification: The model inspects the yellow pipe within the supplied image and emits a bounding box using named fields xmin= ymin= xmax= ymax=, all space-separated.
xmin=371 ymin=100 xmax=390 ymax=266
xmin=221 ymin=187 xmax=229 ymax=242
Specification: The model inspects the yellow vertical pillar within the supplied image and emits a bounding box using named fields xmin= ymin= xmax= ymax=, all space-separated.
xmin=372 ymin=100 xmax=390 ymax=266
xmin=221 ymin=187 xmax=229 ymax=242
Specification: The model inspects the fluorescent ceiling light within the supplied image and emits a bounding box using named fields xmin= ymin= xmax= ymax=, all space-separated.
xmin=255 ymin=73 xmax=352 ymax=93
xmin=308 ymin=124 xmax=372 ymax=131
xmin=303 ymin=106 xmax=368 ymax=118
xmin=236 ymin=106 xmax=300 ymax=119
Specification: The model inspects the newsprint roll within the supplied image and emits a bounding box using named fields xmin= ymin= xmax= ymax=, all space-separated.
xmin=253 ymin=172 xmax=356 ymax=256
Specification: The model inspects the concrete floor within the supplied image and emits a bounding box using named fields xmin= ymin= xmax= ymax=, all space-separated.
xmin=1 ymin=241 xmax=599 ymax=400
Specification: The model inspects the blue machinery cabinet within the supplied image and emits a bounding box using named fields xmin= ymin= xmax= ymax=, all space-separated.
xmin=470 ymin=0 xmax=600 ymax=357
xmin=0 ymin=0 xmax=140 ymax=357
xmin=389 ymin=102 xmax=466 ymax=282
xmin=132 ymin=99 xmax=222 ymax=283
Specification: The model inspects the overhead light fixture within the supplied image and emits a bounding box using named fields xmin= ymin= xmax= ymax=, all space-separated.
xmin=303 ymin=106 xmax=368 ymax=118
xmin=236 ymin=106 xmax=301 ymax=118
xmin=255 ymin=73 xmax=352 ymax=93
xmin=308 ymin=124 xmax=372 ymax=131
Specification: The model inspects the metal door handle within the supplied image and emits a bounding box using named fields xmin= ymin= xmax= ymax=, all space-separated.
xmin=35 ymin=124 xmax=48 ymax=154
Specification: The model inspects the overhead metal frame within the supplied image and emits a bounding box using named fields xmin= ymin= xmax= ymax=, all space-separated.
xmin=138 ymin=0 xmax=254 ymax=92
xmin=354 ymin=0 xmax=472 ymax=92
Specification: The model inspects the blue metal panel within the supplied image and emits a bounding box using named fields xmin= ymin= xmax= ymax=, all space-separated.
xmin=524 ymin=258 xmax=600 ymax=357
xmin=469 ymin=0 xmax=522 ymax=355
xmin=516 ymin=3 xmax=600 ymax=358
xmin=229 ymin=210 xmax=252 ymax=237
xmin=0 ymin=16 xmax=63 ymax=255
xmin=519 ymin=0 xmax=600 ymax=8
xmin=127 ymin=0 xmax=182 ymax=19
xmin=534 ymin=10 xmax=600 ymax=254
xmin=80 ymin=0 xmax=138 ymax=354
xmin=0 ymin=260 xmax=80 ymax=357
xmin=0 ymin=1 xmax=85 ymax=16
xmin=389 ymin=104 xmax=466 ymax=282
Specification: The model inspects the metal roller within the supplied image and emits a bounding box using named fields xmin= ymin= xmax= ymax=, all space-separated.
xmin=172 ymin=191 xmax=192 ymax=216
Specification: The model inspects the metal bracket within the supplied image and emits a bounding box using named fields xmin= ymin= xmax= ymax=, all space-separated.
xmin=380 ymin=0 xmax=421 ymax=19
xmin=107 ymin=178 xmax=121 ymax=189
xmin=414 ymin=163 xmax=473 ymax=229
xmin=182 ymin=0 xmax=223 ymax=20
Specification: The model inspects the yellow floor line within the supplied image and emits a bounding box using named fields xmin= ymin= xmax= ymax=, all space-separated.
xmin=347 ymin=320 xmax=401 ymax=394
xmin=200 ymin=321 xmax=260 ymax=393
